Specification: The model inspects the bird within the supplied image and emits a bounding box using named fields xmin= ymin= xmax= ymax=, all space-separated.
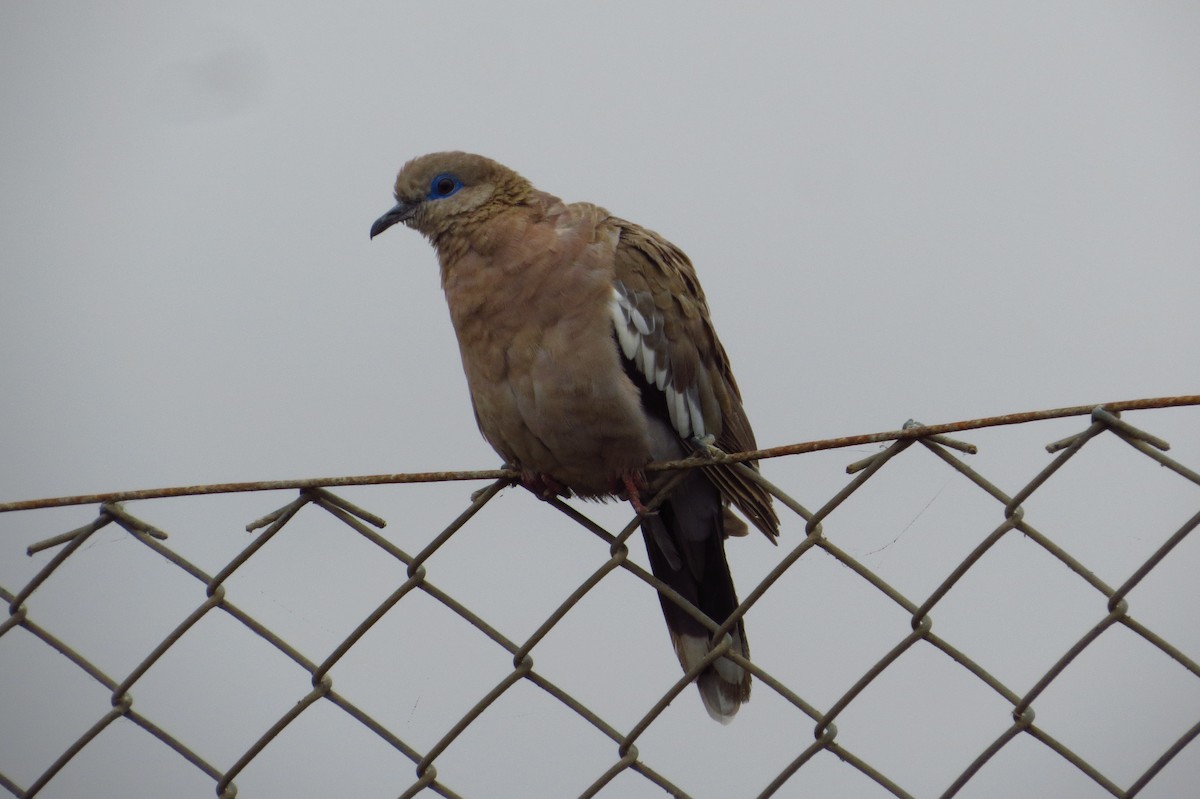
xmin=371 ymin=152 xmax=779 ymax=722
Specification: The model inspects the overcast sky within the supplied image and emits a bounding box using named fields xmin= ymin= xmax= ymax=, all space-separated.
xmin=2 ymin=3 xmax=1198 ymax=798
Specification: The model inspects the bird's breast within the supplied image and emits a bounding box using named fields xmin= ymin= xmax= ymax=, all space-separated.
xmin=441 ymin=239 xmax=652 ymax=495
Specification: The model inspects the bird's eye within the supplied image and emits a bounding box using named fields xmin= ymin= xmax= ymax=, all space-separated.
xmin=428 ymin=173 xmax=462 ymax=199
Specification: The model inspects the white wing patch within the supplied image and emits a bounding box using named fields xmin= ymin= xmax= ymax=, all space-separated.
xmin=610 ymin=283 xmax=706 ymax=440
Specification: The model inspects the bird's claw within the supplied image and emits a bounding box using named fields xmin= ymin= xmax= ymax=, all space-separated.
xmin=519 ymin=471 xmax=570 ymax=501
xmin=621 ymin=472 xmax=656 ymax=516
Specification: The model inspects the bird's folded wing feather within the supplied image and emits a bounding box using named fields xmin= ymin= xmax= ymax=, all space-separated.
xmin=606 ymin=216 xmax=780 ymax=540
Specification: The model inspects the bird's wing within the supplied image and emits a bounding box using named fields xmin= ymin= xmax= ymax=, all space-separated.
xmin=607 ymin=216 xmax=779 ymax=540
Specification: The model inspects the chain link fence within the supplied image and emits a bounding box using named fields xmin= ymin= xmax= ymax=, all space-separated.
xmin=2 ymin=397 xmax=1198 ymax=798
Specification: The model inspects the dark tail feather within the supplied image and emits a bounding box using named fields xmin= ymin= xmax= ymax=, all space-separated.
xmin=641 ymin=469 xmax=750 ymax=722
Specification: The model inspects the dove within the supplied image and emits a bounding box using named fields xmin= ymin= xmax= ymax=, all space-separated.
xmin=371 ymin=152 xmax=778 ymax=721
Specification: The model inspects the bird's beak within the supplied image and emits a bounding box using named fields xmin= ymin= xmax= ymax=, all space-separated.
xmin=370 ymin=200 xmax=418 ymax=238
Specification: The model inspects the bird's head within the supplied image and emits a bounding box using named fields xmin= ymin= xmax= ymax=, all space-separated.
xmin=370 ymin=151 xmax=530 ymax=242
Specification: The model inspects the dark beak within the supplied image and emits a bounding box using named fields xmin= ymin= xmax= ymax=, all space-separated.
xmin=370 ymin=200 xmax=418 ymax=238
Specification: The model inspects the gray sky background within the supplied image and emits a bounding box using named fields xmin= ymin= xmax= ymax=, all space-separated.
xmin=2 ymin=3 xmax=1198 ymax=798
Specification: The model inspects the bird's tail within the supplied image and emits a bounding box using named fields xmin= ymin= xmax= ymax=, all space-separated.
xmin=641 ymin=471 xmax=751 ymax=723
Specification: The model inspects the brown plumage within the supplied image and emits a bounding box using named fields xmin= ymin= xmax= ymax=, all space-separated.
xmin=371 ymin=152 xmax=779 ymax=721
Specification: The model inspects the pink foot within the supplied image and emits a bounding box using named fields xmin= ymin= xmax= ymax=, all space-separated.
xmin=520 ymin=471 xmax=571 ymax=501
xmin=620 ymin=472 xmax=652 ymax=515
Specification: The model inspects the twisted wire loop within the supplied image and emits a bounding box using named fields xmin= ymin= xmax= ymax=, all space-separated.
xmin=1 ymin=395 xmax=1197 ymax=798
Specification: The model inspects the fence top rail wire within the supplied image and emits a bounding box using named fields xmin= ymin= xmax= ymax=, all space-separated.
xmin=2 ymin=394 xmax=1196 ymax=514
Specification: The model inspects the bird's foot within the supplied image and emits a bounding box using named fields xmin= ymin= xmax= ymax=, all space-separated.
xmin=620 ymin=472 xmax=654 ymax=516
xmin=520 ymin=471 xmax=571 ymax=501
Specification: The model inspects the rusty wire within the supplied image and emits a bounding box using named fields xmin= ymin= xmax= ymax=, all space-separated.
xmin=2 ymin=394 xmax=1195 ymax=516
xmin=1 ymin=397 xmax=1199 ymax=797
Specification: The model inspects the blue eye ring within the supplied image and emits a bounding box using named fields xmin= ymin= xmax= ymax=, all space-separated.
xmin=427 ymin=173 xmax=463 ymax=200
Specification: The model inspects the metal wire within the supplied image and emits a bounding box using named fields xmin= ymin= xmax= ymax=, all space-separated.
xmin=1 ymin=397 xmax=1198 ymax=798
